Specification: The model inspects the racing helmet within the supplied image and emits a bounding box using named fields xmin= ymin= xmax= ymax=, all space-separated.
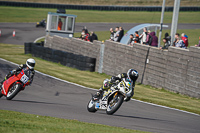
xmin=127 ymin=69 xmax=139 ymax=82
xmin=26 ymin=58 xmax=35 ymax=70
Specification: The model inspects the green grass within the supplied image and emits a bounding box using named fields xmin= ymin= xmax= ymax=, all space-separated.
xmin=0 ymin=110 xmax=147 ymax=133
xmin=0 ymin=6 xmax=200 ymax=23
xmin=0 ymin=43 xmax=200 ymax=115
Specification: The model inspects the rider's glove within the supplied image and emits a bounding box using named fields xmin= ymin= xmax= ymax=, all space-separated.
xmin=13 ymin=70 xmax=17 ymax=75
xmin=110 ymin=76 xmax=117 ymax=83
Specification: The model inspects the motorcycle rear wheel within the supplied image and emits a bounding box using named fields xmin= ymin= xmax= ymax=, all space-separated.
xmin=6 ymin=83 xmax=22 ymax=100
xmin=87 ymin=99 xmax=97 ymax=113
xmin=106 ymin=94 xmax=124 ymax=115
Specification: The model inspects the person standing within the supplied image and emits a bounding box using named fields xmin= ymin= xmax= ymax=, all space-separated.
xmin=114 ymin=27 xmax=120 ymax=42
xmin=109 ymin=28 xmax=115 ymax=41
xmin=117 ymin=27 xmax=124 ymax=42
xmin=139 ymin=27 xmax=147 ymax=44
xmin=57 ymin=18 xmax=63 ymax=30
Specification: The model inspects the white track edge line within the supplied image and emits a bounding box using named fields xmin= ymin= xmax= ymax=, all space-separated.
xmin=0 ymin=58 xmax=199 ymax=116
xmin=34 ymin=36 xmax=45 ymax=43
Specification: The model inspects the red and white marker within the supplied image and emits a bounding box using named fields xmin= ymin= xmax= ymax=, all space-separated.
xmin=13 ymin=30 xmax=15 ymax=37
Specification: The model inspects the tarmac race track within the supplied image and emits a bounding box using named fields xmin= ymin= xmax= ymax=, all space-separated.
xmin=0 ymin=23 xmax=200 ymax=45
xmin=0 ymin=58 xmax=200 ymax=133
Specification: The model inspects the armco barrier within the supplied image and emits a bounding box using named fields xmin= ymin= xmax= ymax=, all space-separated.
xmin=24 ymin=43 xmax=96 ymax=72
xmin=44 ymin=36 xmax=200 ymax=98
xmin=1 ymin=1 xmax=200 ymax=11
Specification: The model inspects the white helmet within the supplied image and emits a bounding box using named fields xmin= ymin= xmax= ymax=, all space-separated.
xmin=26 ymin=58 xmax=35 ymax=69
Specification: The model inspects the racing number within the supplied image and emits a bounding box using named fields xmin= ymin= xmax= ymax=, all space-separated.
xmin=20 ymin=74 xmax=29 ymax=84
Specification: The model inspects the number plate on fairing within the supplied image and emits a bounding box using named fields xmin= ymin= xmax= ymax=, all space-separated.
xmin=20 ymin=74 xmax=29 ymax=84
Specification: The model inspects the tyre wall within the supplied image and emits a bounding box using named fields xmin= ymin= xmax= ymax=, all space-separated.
xmin=45 ymin=36 xmax=101 ymax=71
xmin=1 ymin=1 xmax=200 ymax=11
xmin=25 ymin=43 xmax=96 ymax=72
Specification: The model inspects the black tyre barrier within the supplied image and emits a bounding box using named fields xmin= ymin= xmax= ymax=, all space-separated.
xmin=24 ymin=42 xmax=32 ymax=54
xmin=24 ymin=43 xmax=96 ymax=72
xmin=1 ymin=1 xmax=200 ymax=12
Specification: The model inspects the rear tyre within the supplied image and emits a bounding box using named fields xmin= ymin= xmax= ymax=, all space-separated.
xmin=6 ymin=83 xmax=22 ymax=100
xmin=87 ymin=99 xmax=97 ymax=113
xmin=106 ymin=94 xmax=124 ymax=115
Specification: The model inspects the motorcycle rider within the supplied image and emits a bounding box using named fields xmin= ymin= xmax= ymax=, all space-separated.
xmin=0 ymin=58 xmax=36 ymax=85
xmin=93 ymin=69 xmax=139 ymax=101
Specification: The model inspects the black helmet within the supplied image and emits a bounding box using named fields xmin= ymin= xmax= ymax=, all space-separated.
xmin=127 ymin=69 xmax=139 ymax=82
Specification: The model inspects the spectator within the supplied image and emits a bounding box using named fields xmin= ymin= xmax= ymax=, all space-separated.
xmin=173 ymin=33 xmax=180 ymax=46
xmin=195 ymin=36 xmax=200 ymax=47
xmin=174 ymin=37 xmax=186 ymax=49
xmin=159 ymin=38 xmax=170 ymax=50
xmin=139 ymin=27 xmax=147 ymax=44
xmin=181 ymin=33 xmax=189 ymax=47
xmin=117 ymin=27 xmax=124 ymax=42
xmin=127 ymin=34 xmax=134 ymax=45
xmin=57 ymin=18 xmax=63 ymax=30
xmin=114 ymin=27 xmax=120 ymax=42
xmin=133 ymin=31 xmax=140 ymax=43
xmin=165 ymin=32 xmax=171 ymax=45
xmin=83 ymin=26 xmax=89 ymax=35
xmin=146 ymin=31 xmax=153 ymax=45
xmin=79 ymin=29 xmax=90 ymax=41
xmin=149 ymin=31 xmax=158 ymax=47
xmin=88 ymin=31 xmax=98 ymax=42
xmin=109 ymin=28 xmax=115 ymax=41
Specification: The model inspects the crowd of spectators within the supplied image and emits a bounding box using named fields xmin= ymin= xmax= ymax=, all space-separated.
xmin=79 ymin=27 xmax=98 ymax=42
xmin=78 ymin=26 xmax=198 ymax=50
xmin=109 ymin=26 xmax=124 ymax=42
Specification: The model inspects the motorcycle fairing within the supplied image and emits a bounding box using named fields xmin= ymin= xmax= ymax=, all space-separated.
xmin=2 ymin=76 xmax=19 ymax=95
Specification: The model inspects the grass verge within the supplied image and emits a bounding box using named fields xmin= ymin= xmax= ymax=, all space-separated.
xmin=0 ymin=43 xmax=200 ymax=115
xmin=0 ymin=6 xmax=200 ymax=23
xmin=0 ymin=110 xmax=147 ymax=133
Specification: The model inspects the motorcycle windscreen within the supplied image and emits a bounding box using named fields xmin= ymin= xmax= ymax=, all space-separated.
xmin=2 ymin=76 xmax=19 ymax=95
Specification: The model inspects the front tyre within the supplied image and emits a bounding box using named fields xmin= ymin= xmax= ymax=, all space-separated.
xmin=106 ymin=94 xmax=124 ymax=115
xmin=87 ymin=99 xmax=97 ymax=113
xmin=6 ymin=83 xmax=22 ymax=100
xmin=0 ymin=87 xmax=3 ymax=98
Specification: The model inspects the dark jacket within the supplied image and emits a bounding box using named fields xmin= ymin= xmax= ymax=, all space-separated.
xmin=117 ymin=29 xmax=124 ymax=42
xmin=150 ymin=32 xmax=158 ymax=47
xmin=162 ymin=42 xmax=170 ymax=50
xmin=89 ymin=33 xmax=98 ymax=42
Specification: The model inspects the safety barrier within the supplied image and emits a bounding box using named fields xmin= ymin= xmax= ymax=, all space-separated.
xmin=24 ymin=42 xmax=96 ymax=72
xmin=1 ymin=1 xmax=200 ymax=11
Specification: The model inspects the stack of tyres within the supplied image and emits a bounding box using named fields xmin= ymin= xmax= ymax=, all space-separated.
xmin=24 ymin=42 xmax=32 ymax=54
xmin=25 ymin=43 xmax=96 ymax=72
xmin=77 ymin=56 xmax=96 ymax=72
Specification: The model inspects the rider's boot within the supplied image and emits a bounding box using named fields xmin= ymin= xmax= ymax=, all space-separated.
xmin=93 ymin=87 xmax=103 ymax=101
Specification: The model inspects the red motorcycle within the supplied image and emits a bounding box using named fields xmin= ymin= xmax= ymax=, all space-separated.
xmin=0 ymin=69 xmax=31 ymax=100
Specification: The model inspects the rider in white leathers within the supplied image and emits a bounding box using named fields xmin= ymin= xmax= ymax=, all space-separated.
xmin=94 ymin=69 xmax=139 ymax=101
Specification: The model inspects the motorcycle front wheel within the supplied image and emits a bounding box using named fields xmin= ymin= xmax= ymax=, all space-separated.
xmin=0 ymin=87 xmax=3 ymax=98
xmin=106 ymin=94 xmax=124 ymax=115
xmin=6 ymin=83 xmax=22 ymax=100
xmin=87 ymin=99 xmax=97 ymax=113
